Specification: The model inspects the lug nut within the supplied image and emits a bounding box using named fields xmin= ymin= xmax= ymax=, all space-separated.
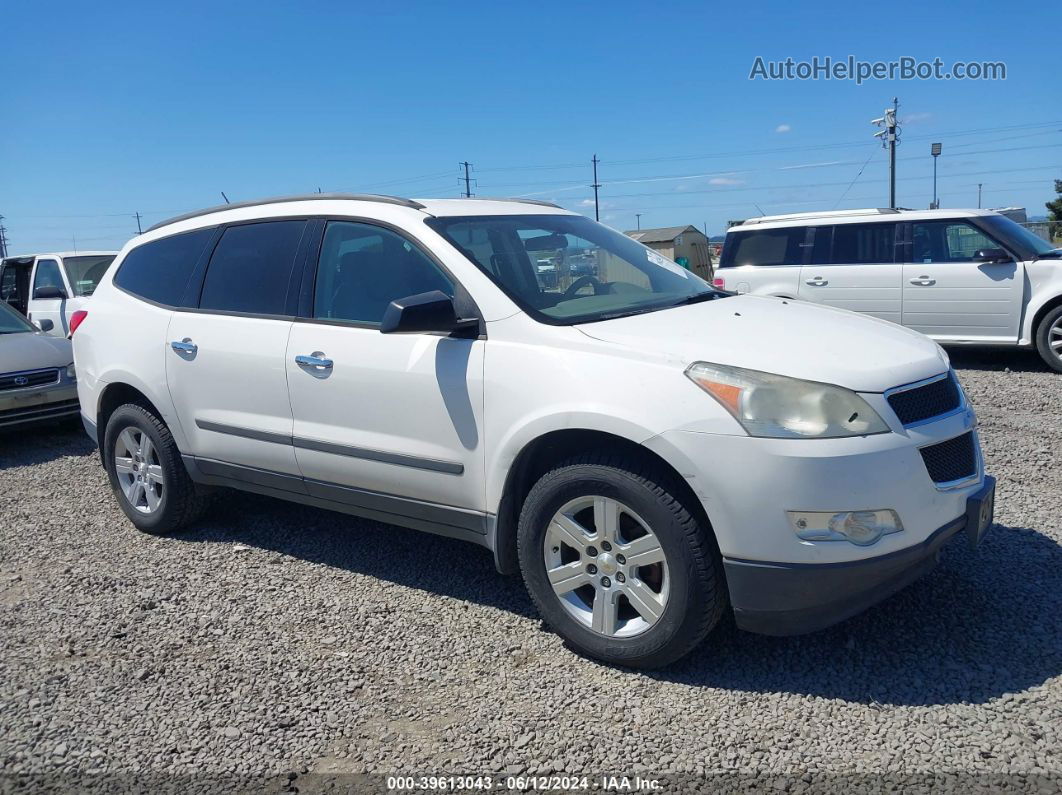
xmin=586 ymin=546 xmax=598 ymax=557
xmin=616 ymin=554 xmax=626 ymax=565
xmin=616 ymin=572 xmax=626 ymax=583
xmin=587 ymin=564 xmax=598 ymax=575
xmin=600 ymin=576 xmax=611 ymax=588
xmin=601 ymin=541 xmax=612 ymax=552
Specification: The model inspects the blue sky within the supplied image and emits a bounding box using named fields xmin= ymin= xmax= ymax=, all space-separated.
xmin=2 ymin=0 xmax=1057 ymax=252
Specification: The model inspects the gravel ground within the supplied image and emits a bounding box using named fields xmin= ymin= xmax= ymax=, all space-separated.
xmin=1 ymin=348 xmax=1060 ymax=793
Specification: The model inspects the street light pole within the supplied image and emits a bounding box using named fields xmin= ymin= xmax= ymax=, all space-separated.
xmin=930 ymin=143 xmax=942 ymax=209
xmin=635 ymin=213 xmax=642 ymax=230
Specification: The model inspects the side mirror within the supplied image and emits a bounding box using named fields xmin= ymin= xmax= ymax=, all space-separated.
xmin=380 ymin=290 xmax=479 ymax=335
xmin=973 ymin=248 xmax=1012 ymax=264
xmin=33 ymin=285 xmax=67 ymax=300
xmin=36 ymin=319 xmax=54 ymax=332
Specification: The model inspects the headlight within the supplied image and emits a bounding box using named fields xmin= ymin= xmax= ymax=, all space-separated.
xmin=685 ymin=362 xmax=889 ymax=439
xmin=65 ymin=363 xmax=77 ymax=380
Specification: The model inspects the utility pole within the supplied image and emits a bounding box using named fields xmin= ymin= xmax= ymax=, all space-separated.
xmin=591 ymin=154 xmax=601 ymax=222
xmin=461 ymin=162 xmax=474 ymax=198
xmin=978 ymin=183 xmax=983 ymax=208
xmin=872 ymin=98 xmax=900 ymax=209
xmin=635 ymin=213 xmax=642 ymax=230
xmin=930 ymin=143 xmax=942 ymax=209
xmin=134 ymin=211 xmax=143 ymax=234
xmin=0 ymin=216 xmax=8 ymax=259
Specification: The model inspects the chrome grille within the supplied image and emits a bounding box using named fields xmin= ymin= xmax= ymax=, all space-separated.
xmin=0 ymin=368 xmax=60 ymax=392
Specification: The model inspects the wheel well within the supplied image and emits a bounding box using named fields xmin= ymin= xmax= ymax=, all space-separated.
xmin=1032 ymin=294 xmax=1062 ymax=339
xmin=95 ymin=383 xmax=165 ymax=454
xmin=492 ymin=429 xmax=714 ymax=575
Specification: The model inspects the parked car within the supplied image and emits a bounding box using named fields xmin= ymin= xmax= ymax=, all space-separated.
xmin=0 ymin=301 xmax=79 ymax=430
xmin=73 ymin=194 xmax=995 ymax=668
xmin=716 ymin=208 xmax=1062 ymax=371
xmin=1 ymin=251 xmax=117 ymax=336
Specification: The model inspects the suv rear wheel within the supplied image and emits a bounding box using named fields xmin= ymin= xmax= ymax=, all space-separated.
xmin=103 ymin=403 xmax=211 ymax=534
xmin=517 ymin=452 xmax=725 ymax=668
xmin=1035 ymin=304 xmax=1062 ymax=373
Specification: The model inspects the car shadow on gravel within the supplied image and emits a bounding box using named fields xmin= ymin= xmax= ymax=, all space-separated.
xmin=945 ymin=346 xmax=1053 ymax=373
xmin=660 ymin=522 xmax=1062 ymax=706
xmin=175 ymin=492 xmax=1060 ymax=707
xmin=0 ymin=423 xmax=96 ymax=469
xmin=177 ymin=491 xmax=539 ymax=619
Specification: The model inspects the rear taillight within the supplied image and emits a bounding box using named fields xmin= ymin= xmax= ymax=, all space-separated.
xmin=712 ymin=277 xmax=726 ymax=290
xmin=69 ymin=310 xmax=88 ymax=336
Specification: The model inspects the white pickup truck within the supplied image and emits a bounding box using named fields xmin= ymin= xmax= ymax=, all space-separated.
xmin=716 ymin=208 xmax=1062 ymax=371
xmin=1 ymin=251 xmax=117 ymax=336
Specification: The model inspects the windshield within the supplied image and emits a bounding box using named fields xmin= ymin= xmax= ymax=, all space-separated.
xmin=63 ymin=254 xmax=116 ymax=296
xmin=979 ymin=215 xmax=1060 ymax=258
xmin=0 ymin=301 xmax=35 ymax=334
xmin=426 ymin=214 xmax=720 ymax=324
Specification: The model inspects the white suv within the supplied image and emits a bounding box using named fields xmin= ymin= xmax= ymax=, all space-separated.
xmin=716 ymin=208 xmax=1062 ymax=371
xmin=73 ymin=194 xmax=995 ymax=667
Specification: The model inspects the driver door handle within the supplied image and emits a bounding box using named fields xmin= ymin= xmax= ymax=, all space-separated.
xmin=295 ymin=353 xmax=333 ymax=370
xmin=170 ymin=338 xmax=198 ymax=354
xmin=805 ymin=277 xmax=828 ymax=286
xmin=909 ymin=276 xmax=936 ymax=286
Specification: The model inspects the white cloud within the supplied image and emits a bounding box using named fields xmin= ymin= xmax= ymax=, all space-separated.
xmin=579 ymin=199 xmax=595 ymax=207
xmin=775 ymin=124 xmax=792 ymax=133
xmin=709 ymin=177 xmax=745 ymax=186
xmin=903 ymin=112 xmax=932 ymax=124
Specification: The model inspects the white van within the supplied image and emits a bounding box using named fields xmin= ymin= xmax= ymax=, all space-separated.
xmin=717 ymin=209 xmax=1062 ymax=371
xmin=0 ymin=251 xmax=118 ymax=336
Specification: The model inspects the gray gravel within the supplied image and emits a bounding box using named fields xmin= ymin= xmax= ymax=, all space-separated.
xmin=1 ymin=347 xmax=1060 ymax=793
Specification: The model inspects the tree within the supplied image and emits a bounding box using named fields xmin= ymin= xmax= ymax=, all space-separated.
xmin=1047 ymin=179 xmax=1062 ymax=241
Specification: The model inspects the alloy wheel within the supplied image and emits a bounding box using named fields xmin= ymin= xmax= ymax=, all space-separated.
xmin=113 ymin=426 xmax=164 ymax=514
xmin=542 ymin=495 xmax=670 ymax=638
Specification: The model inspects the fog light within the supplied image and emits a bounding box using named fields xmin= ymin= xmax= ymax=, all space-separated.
xmin=788 ymin=509 xmax=903 ymax=546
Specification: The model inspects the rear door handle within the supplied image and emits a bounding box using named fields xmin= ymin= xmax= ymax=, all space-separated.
xmin=804 ymin=277 xmax=828 ymax=286
xmin=295 ymin=353 xmax=333 ymax=370
xmin=170 ymin=338 xmax=197 ymax=354
xmin=909 ymin=276 xmax=936 ymax=286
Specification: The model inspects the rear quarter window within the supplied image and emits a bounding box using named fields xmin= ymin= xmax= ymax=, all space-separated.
xmin=719 ymin=227 xmax=806 ymax=268
xmin=114 ymin=228 xmax=216 ymax=306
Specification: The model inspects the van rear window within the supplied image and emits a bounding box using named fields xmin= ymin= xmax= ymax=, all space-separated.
xmin=719 ymin=227 xmax=806 ymax=268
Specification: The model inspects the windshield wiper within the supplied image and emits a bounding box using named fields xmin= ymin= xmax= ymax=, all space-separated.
xmin=676 ymin=291 xmax=724 ymax=305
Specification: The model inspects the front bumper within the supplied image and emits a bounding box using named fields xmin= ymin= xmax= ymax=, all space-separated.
xmin=725 ymin=476 xmax=996 ymax=635
xmin=0 ymin=384 xmax=80 ymax=429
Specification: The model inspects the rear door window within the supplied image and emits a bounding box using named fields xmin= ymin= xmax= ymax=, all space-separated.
xmin=719 ymin=227 xmax=806 ymax=267
xmin=828 ymin=223 xmax=897 ymax=264
xmin=199 ymin=221 xmax=307 ymax=315
xmin=115 ymin=228 xmax=216 ymax=306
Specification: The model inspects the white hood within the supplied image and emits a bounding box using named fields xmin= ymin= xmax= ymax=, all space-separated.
xmin=577 ymin=294 xmax=948 ymax=392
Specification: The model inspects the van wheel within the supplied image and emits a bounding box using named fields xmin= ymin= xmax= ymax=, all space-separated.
xmin=517 ymin=452 xmax=725 ymax=668
xmin=103 ymin=404 xmax=210 ymax=534
xmin=1035 ymin=305 xmax=1062 ymax=373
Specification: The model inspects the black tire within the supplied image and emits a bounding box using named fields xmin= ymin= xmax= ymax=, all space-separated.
xmin=1035 ymin=304 xmax=1062 ymax=373
xmin=517 ymin=452 xmax=725 ymax=668
xmin=103 ymin=403 xmax=211 ymax=534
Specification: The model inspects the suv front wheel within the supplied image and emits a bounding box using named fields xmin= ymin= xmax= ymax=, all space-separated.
xmin=103 ymin=403 xmax=210 ymax=534
xmin=1035 ymin=304 xmax=1062 ymax=373
xmin=517 ymin=452 xmax=725 ymax=668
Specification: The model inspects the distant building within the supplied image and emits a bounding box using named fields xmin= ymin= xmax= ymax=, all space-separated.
xmin=625 ymin=225 xmax=713 ymax=279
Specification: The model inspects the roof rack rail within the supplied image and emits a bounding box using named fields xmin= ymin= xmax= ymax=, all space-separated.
xmin=145 ymin=193 xmax=425 ymax=233
xmin=740 ymin=208 xmax=900 ymax=226
xmin=468 ymin=197 xmax=563 ymax=209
